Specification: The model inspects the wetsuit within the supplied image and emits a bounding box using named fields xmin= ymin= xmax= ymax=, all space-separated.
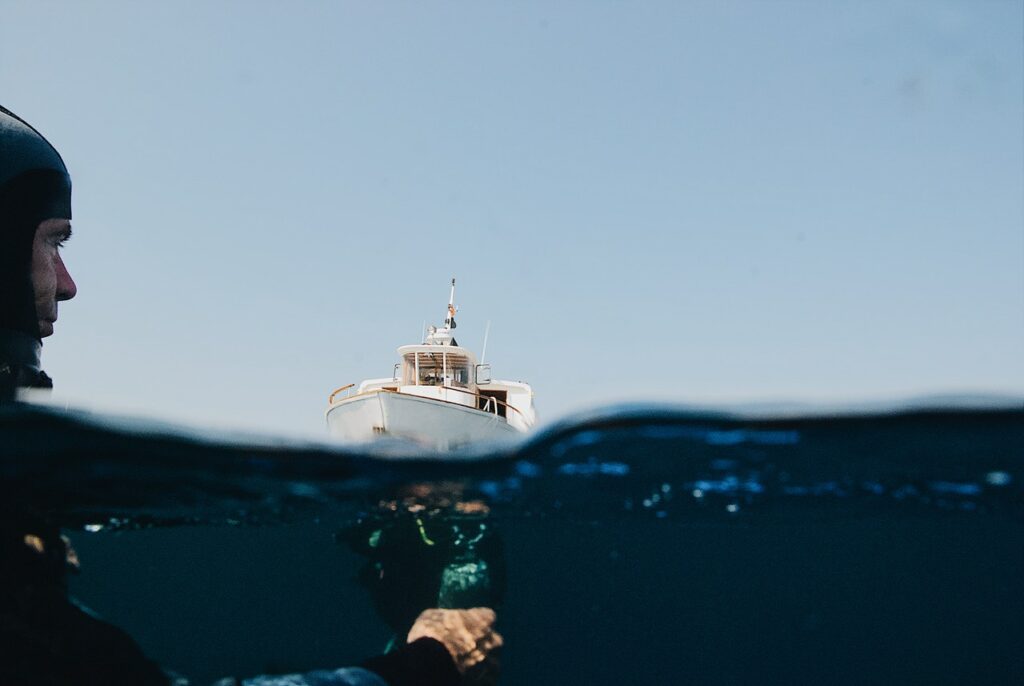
xmin=0 ymin=105 xmax=461 ymax=686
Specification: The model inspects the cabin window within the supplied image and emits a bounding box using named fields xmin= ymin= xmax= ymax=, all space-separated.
xmin=402 ymin=353 xmax=471 ymax=388
xmin=419 ymin=364 xmax=441 ymax=386
xmin=402 ymin=355 xmax=418 ymax=385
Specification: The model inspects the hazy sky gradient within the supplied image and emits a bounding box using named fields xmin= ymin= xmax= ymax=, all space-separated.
xmin=3 ymin=1 xmax=1022 ymax=437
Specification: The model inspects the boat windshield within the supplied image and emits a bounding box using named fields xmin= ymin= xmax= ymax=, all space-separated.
xmin=402 ymin=352 xmax=472 ymax=388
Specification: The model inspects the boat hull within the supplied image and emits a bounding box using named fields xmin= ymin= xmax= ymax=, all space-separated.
xmin=326 ymin=391 xmax=520 ymax=449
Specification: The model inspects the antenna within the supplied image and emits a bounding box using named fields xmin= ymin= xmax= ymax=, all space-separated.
xmin=481 ymin=320 xmax=491 ymax=364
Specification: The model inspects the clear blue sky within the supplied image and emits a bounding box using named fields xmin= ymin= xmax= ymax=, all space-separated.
xmin=3 ymin=1 xmax=1022 ymax=437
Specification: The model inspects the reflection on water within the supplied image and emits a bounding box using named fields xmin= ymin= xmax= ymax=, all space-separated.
xmin=2 ymin=402 xmax=1023 ymax=684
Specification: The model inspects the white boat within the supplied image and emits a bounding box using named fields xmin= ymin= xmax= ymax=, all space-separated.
xmin=325 ymin=280 xmax=537 ymax=450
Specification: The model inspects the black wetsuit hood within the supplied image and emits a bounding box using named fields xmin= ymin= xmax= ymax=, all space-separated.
xmin=0 ymin=105 xmax=72 ymax=397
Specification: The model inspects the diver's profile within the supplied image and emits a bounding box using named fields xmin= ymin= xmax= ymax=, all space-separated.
xmin=0 ymin=104 xmax=76 ymax=398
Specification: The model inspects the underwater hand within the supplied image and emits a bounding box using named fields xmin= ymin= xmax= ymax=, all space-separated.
xmin=407 ymin=607 xmax=502 ymax=683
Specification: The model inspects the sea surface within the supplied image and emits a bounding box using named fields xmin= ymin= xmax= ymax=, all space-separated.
xmin=2 ymin=400 xmax=1022 ymax=685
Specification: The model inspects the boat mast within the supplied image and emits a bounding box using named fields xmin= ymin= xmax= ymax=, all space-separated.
xmin=443 ymin=278 xmax=454 ymax=385
xmin=445 ymin=277 xmax=456 ymax=330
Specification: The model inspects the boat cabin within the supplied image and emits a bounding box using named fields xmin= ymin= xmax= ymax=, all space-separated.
xmin=399 ymin=345 xmax=478 ymax=389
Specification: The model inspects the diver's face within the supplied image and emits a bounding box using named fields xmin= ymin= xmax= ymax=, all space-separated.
xmin=32 ymin=218 xmax=77 ymax=338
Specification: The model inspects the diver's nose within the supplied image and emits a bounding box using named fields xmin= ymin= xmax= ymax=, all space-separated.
xmin=55 ymin=253 xmax=77 ymax=301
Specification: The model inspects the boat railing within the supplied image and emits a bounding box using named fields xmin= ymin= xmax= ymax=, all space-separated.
xmin=327 ymin=383 xmax=356 ymax=404
xmin=327 ymin=382 xmax=524 ymax=420
xmin=435 ymin=384 xmax=524 ymax=420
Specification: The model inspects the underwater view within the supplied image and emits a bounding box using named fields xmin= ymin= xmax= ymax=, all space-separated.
xmin=3 ymin=400 xmax=1021 ymax=685
xmin=3 ymin=6 xmax=1022 ymax=683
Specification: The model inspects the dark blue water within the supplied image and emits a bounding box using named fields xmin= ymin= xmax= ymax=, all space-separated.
xmin=2 ymin=402 xmax=1022 ymax=684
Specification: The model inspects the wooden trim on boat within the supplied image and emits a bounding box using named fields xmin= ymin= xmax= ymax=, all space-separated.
xmin=328 ymin=383 xmax=356 ymax=404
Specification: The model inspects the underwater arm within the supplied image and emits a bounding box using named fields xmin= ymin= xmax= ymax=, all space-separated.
xmin=226 ymin=608 xmax=500 ymax=686
xmin=215 ymin=638 xmax=458 ymax=686
xmin=361 ymin=636 xmax=462 ymax=686
xmin=231 ymin=667 xmax=388 ymax=686
xmin=224 ymin=606 xmax=502 ymax=686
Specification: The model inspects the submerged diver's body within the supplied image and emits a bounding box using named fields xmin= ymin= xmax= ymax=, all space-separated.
xmin=0 ymin=513 xmax=479 ymax=686
xmin=0 ymin=105 xmax=500 ymax=686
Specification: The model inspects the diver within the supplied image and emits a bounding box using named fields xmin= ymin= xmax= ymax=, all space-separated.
xmin=340 ymin=483 xmax=506 ymax=645
xmin=0 ymin=105 xmax=76 ymax=399
xmin=0 ymin=104 xmax=501 ymax=686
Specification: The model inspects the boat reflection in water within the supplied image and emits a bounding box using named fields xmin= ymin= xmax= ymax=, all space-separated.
xmin=326 ymin=279 xmax=536 ymax=450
